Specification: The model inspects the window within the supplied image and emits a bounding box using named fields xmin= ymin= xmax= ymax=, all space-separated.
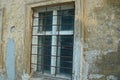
xmin=31 ymin=3 xmax=74 ymax=79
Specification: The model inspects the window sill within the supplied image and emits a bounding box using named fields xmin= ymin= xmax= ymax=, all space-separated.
xmin=30 ymin=72 xmax=71 ymax=80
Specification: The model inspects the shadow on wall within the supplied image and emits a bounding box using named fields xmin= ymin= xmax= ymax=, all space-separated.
xmin=96 ymin=41 xmax=120 ymax=79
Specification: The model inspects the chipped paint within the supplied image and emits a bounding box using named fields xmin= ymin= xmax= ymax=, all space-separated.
xmin=107 ymin=75 xmax=118 ymax=80
xmin=89 ymin=74 xmax=104 ymax=79
xmin=6 ymin=39 xmax=15 ymax=80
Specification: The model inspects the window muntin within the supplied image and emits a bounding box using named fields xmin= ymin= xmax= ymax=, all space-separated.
xmin=31 ymin=4 xmax=74 ymax=78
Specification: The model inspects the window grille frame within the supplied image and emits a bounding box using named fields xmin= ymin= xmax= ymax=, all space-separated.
xmin=31 ymin=3 xmax=75 ymax=79
xmin=25 ymin=0 xmax=83 ymax=80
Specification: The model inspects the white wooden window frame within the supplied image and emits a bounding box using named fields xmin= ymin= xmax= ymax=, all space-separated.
xmin=32 ymin=4 xmax=74 ymax=78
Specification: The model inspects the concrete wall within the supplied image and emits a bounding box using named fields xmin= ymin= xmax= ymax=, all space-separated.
xmin=0 ymin=0 xmax=119 ymax=80
xmin=83 ymin=0 xmax=120 ymax=80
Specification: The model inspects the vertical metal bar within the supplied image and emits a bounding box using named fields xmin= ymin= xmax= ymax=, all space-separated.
xmin=33 ymin=13 xmax=39 ymax=70
xmin=41 ymin=36 xmax=44 ymax=73
xmin=51 ymin=10 xmax=57 ymax=75
xmin=30 ymin=10 xmax=34 ymax=73
xmin=71 ymin=5 xmax=75 ymax=80
xmin=38 ymin=13 xmax=43 ymax=72
xmin=55 ymin=5 xmax=62 ymax=76
xmin=41 ymin=6 xmax=48 ymax=73
xmin=42 ymin=6 xmax=48 ymax=73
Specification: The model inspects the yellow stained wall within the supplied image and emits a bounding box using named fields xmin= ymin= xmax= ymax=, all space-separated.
xmin=0 ymin=0 xmax=120 ymax=80
xmin=83 ymin=0 xmax=120 ymax=80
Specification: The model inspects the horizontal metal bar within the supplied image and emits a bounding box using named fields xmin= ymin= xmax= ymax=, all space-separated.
xmin=32 ymin=44 xmax=73 ymax=49
xmin=32 ymin=34 xmax=73 ymax=36
xmin=31 ymin=63 xmax=72 ymax=69
xmin=32 ymin=54 xmax=73 ymax=58
xmin=33 ymin=15 xmax=74 ymax=19
xmin=32 ymin=24 xmax=74 ymax=27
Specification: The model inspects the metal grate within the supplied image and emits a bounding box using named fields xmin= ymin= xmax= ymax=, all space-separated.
xmin=31 ymin=3 xmax=75 ymax=79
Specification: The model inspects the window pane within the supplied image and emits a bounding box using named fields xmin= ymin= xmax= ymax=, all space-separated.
xmin=58 ymin=9 xmax=74 ymax=31
xmin=37 ymin=36 xmax=52 ymax=73
xmin=38 ymin=12 xmax=52 ymax=32
xmin=57 ymin=35 xmax=73 ymax=75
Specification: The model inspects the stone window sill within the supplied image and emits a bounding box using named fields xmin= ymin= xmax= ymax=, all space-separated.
xmin=30 ymin=72 xmax=71 ymax=80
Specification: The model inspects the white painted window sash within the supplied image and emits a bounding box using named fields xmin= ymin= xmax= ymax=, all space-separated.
xmin=32 ymin=5 xmax=74 ymax=76
xmin=51 ymin=10 xmax=57 ymax=74
xmin=33 ymin=31 xmax=73 ymax=35
xmin=31 ymin=12 xmax=39 ymax=71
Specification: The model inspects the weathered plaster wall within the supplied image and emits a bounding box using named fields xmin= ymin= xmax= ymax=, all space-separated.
xmin=0 ymin=0 xmax=26 ymax=79
xmin=0 ymin=0 xmax=120 ymax=80
xmin=0 ymin=0 xmax=44 ymax=79
xmin=83 ymin=0 xmax=120 ymax=80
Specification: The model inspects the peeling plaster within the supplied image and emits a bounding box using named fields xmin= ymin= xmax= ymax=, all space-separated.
xmin=6 ymin=39 xmax=15 ymax=80
xmin=89 ymin=74 xmax=104 ymax=79
xmin=107 ymin=75 xmax=118 ymax=80
xmin=22 ymin=73 xmax=29 ymax=80
xmin=85 ymin=50 xmax=100 ymax=63
xmin=83 ymin=62 xmax=89 ymax=80
xmin=0 ymin=0 xmax=120 ymax=80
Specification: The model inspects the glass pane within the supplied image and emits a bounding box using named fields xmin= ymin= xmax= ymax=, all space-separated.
xmin=58 ymin=9 xmax=74 ymax=31
xmin=57 ymin=35 xmax=73 ymax=75
xmin=38 ymin=12 xmax=52 ymax=32
xmin=37 ymin=36 xmax=52 ymax=73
